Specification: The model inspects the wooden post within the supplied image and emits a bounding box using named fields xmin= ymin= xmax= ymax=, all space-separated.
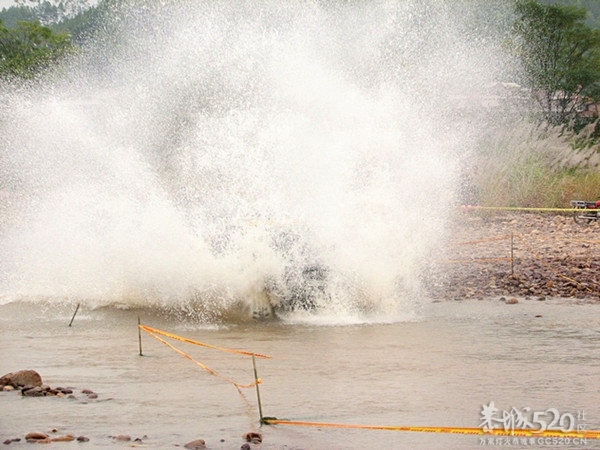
xmin=68 ymin=303 xmax=80 ymax=327
xmin=138 ymin=316 xmax=143 ymax=356
xmin=510 ymin=233 xmax=514 ymax=276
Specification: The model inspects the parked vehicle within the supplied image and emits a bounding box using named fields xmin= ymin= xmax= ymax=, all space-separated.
xmin=571 ymin=200 xmax=600 ymax=225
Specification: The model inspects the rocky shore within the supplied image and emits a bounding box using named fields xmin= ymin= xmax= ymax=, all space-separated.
xmin=1 ymin=370 xmax=262 ymax=449
xmin=423 ymin=211 xmax=600 ymax=302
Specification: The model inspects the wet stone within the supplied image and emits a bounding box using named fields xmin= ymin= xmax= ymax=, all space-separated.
xmin=51 ymin=435 xmax=75 ymax=442
xmin=244 ymin=432 xmax=262 ymax=444
xmin=184 ymin=439 xmax=206 ymax=449
xmin=0 ymin=370 xmax=43 ymax=388
xmin=25 ymin=432 xmax=48 ymax=441
xmin=21 ymin=386 xmax=45 ymax=397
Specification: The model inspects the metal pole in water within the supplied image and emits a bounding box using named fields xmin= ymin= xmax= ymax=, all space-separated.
xmin=138 ymin=316 xmax=143 ymax=356
xmin=68 ymin=303 xmax=80 ymax=327
xmin=252 ymin=354 xmax=264 ymax=423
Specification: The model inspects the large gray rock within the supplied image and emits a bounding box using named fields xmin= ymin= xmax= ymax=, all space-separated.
xmin=0 ymin=370 xmax=43 ymax=388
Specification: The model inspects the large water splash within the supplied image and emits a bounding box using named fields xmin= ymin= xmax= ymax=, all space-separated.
xmin=0 ymin=0 xmax=510 ymax=322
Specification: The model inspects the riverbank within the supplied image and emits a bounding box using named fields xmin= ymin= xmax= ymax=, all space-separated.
xmin=423 ymin=211 xmax=600 ymax=302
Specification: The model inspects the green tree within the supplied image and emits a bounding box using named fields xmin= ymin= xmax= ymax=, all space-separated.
xmin=1 ymin=2 xmax=100 ymax=45
xmin=510 ymin=0 xmax=600 ymax=126
xmin=0 ymin=19 xmax=73 ymax=80
xmin=13 ymin=0 xmax=91 ymax=24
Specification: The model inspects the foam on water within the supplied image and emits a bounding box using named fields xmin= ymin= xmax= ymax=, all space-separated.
xmin=0 ymin=0 xmax=510 ymax=322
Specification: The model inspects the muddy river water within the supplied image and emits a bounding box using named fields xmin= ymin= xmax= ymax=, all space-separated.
xmin=1 ymin=298 xmax=599 ymax=449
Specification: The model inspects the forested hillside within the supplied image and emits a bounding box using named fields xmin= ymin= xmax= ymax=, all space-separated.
xmin=542 ymin=0 xmax=600 ymax=28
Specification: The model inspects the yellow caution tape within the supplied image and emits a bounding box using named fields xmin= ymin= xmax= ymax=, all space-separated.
xmin=262 ymin=419 xmax=600 ymax=439
xmin=462 ymin=206 xmax=594 ymax=213
xmin=139 ymin=325 xmax=271 ymax=359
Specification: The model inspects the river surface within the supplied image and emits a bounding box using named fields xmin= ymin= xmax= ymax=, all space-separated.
xmin=1 ymin=298 xmax=599 ymax=449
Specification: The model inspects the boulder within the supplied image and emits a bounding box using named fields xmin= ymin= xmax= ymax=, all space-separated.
xmin=0 ymin=370 xmax=43 ymax=388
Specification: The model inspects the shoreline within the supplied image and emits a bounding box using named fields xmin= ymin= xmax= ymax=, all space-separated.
xmin=423 ymin=212 xmax=600 ymax=302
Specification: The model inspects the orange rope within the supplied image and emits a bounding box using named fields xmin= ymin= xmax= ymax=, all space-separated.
xmin=263 ymin=419 xmax=600 ymax=439
xmin=139 ymin=325 xmax=271 ymax=359
xmin=140 ymin=326 xmax=261 ymax=395
xmin=439 ymin=257 xmax=512 ymax=264
xmin=448 ymin=235 xmax=512 ymax=247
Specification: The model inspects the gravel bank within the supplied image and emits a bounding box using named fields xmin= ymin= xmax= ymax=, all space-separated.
xmin=423 ymin=212 xmax=600 ymax=302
